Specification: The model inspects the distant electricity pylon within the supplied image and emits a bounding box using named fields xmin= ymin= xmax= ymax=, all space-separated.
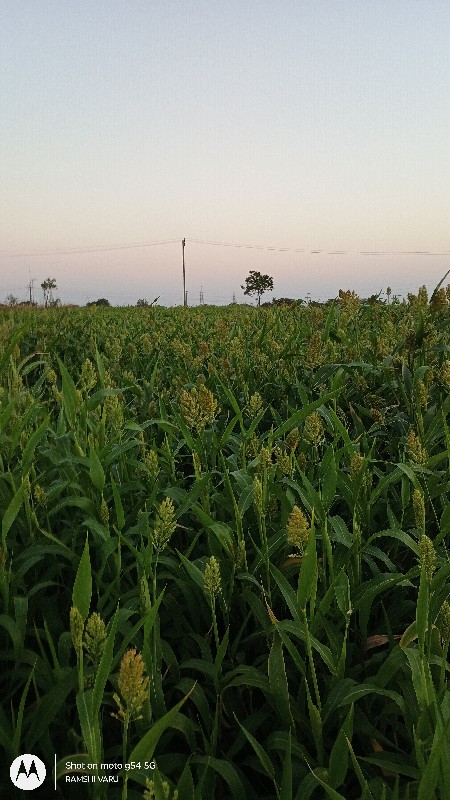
xmin=27 ymin=277 xmax=36 ymax=304
xmin=199 ymin=286 xmax=204 ymax=305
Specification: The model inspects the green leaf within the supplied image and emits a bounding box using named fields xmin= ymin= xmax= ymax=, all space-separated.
xmin=110 ymin=474 xmax=125 ymax=531
xmin=321 ymin=302 xmax=337 ymax=343
xmin=279 ymin=728 xmax=292 ymax=800
xmin=0 ymin=615 xmax=22 ymax=665
xmin=404 ymin=648 xmax=432 ymax=711
xmin=416 ymin=564 xmax=429 ymax=650
xmin=269 ymin=563 xmax=302 ymax=623
xmin=89 ymin=446 xmax=105 ymax=493
xmin=21 ymin=415 xmax=50 ymax=473
xmin=214 ymin=626 xmax=229 ymax=682
xmin=367 ymin=528 xmax=419 ymax=555
xmin=173 ymin=410 xmax=196 ymax=451
xmin=346 ymin=737 xmax=375 ymax=799
xmin=76 ymin=690 xmax=100 ymax=765
xmin=359 ymin=754 xmax=419 ymax=780
xmin=321 ymin=446 xmax=337 ymax=510
xmin=354 ymin=574 xmax=409 ymax=641
xmin=27 ymin=676 xmax=75 ymax=750
xmin=191 ymin=755 xmax=247 ymax=800
xmin=272 ymin=390 xmax=340 ymax=439
xmin=0 ymin=323 xmax=27 ymax=373
xmin=191 ymin=504 xmax=233 ymax=553
xmin=297 ymin=520 xmax=317 ymax=611
xmin=268 ymin=631 xmax=293 ymax=729
xmin=143 ymin=588 xmax=166 ymax=674
xmin=400 ymin=620 xmax=418 ymax=649
xmin=417 ymin=692 xmax=450 ymax=800
xmin=58 ymin=357 xmax=78 ymax=430
xmin=336 ymin=683 xmax=404 ymax=714
xmin=278 ymin=620 xmax=336 ymax=675
xmin=128 ymin=687 xmax=194 ymax=767
xmin=86 ymin=387 xmax=122 ymax=411
xmin=2 ymin=484 xmax=23 ymax=547
xmin=12 ymin=667 xmax=34 ymax=757
xmin=329 ymin=516 xmax=353 ymax=548
xmin=146 ymin=589 xmax=166 ymax=640
xmin=430 ymin=268 xmax=450 ymax=304
xmin=176 ymin=760 xmax=194 ymax=800
xmin=92 ymin=608 xmax=118 ymax=718
xmin=328 ymin=703 xmax=354 ymax=789
xmin=435 ymin=502 xmax=450 ymax=547
xmin=177 ymin=551 xmax=206 ymax=590
xmin=306 ymin=681 xmax=323 ymax=762
xmin=218 ymin=380 xmax=245 ymax=435
xmin=236 ymin=719 xmax=276 ymax=780
xmin=305 ymin=764 xmax=348 ymax=800
xmin=83 ymin=516 xmax=110 ymax=542
xmin=72 ymin=536 xmax=92 ymax=620
xmin=334 ymin=569 xmax=351 ymax=617
xmin=323 ymin=678 xmax=405 ymax=721
xmin=224 ymin=665 xmax=271 ymax=694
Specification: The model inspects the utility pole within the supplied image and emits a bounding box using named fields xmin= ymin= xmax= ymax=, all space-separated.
xmin=200 ymin=286 xmax=204 ymax=305
xmin=182 ymin=238 xmax=187 ymax=306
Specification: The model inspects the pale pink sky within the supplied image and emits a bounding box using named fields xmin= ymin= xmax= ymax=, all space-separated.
xmin=2 ymin=1 xmax=450 ymax=305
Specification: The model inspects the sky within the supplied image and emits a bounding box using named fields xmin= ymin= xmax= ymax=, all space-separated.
xmin=2 ymin=0 xmax=450 ymax=306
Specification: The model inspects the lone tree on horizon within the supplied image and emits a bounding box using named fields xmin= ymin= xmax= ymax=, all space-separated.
xmin=41 ymin=277 xmax=57 ymax=308
xmin=241 ymin=270 xmax=274 ymax=306
xmin=86 ymin=298 xmax=110 ymax=307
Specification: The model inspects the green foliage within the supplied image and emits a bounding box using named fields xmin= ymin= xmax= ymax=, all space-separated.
xmin=1 ymin=294 xmax=450 ymax=797
xmin=41 ymin=276 xmax=58 ymax=307
xmin=241 ymin=270 xmax=274 ymax=305
xmin=86 ymin=298 xmax=111 ymax=307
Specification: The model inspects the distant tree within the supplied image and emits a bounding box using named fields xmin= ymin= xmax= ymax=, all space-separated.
xmin=86 ymin=298 xmax=110 ymax=307
xmin=241 ymin=270 xmax=274 ymax=306
xmin=5 ymin=294 xmax=18 ymax=307
xmin=386 ymin=286 xmax=392 ymax=305
xmin=41 ymin=278 xmax=57 ymax=308
xmin=270 ymin=297 xmax=299 ymax=307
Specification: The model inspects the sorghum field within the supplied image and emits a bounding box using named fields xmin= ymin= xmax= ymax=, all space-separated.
xmin=2 ymin=285 xmax=450 ymax=799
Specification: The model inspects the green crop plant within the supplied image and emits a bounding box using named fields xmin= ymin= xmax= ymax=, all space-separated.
xmin=1 ymin=289 xmax=450 ymax=797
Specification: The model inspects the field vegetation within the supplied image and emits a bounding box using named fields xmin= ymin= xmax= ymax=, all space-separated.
xmin=1 ymin=284 xmax=450 ymax=798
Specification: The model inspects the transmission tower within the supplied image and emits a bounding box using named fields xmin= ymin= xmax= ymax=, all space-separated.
xmin=27 ymin=278 xmax=36 ymax=305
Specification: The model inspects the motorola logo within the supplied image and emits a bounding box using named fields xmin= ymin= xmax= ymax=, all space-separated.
xmin=10 ymin=754 xmax=46 ymax=790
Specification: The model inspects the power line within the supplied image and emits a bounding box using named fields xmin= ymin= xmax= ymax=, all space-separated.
xmin=187 ymin=238 xmax=450 ymax=256
xmin=2 ymin=235 xmax=450 ymax=259
xmin=0 ymin=239 xmax=181 ymax=258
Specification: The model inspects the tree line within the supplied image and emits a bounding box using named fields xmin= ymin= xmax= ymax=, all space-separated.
xmin=4 ymin=271 xmax=276 ymax=308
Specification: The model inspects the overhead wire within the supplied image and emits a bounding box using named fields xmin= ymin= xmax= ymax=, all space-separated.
xmin=187 ymin=238 xmax=450 ymax=256
xmin=0 ymin=239 xmax=181 ymax=258
xmin=2 ymin=236 xmax=450 ymax=258
xmin=2 ymin=235 xmax=449 ymax=306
